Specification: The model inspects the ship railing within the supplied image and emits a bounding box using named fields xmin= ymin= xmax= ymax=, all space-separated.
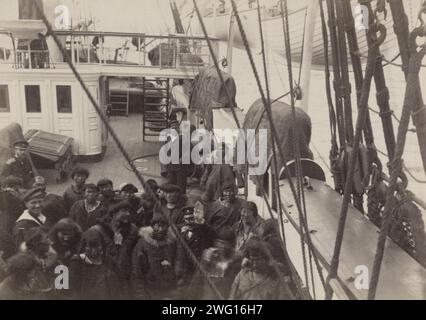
xmin=14 ymin=49 xmax=50 ymax=69
xmin=52 ymin=31 xmax=219 ymax=70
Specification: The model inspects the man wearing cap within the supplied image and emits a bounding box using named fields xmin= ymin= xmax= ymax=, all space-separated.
xmin=33 ymin=176 xmax=67 ymax=226
xmin=119 ymin=183 xmax=141 ymax=221
xmin=163 ymin=121 xmax=193 ymax=194
xmin=1 ymin=140 xmax=35 ymax=189
xmin=156 ymin=183 xmax=188 ymax=227
xmin=205 ymin=185 xmax=245 ymax=236
xmin=175 ymin=205 xmax=216 ymax=290
xmin=13 ymin=187 xmax=47 ymax=249
xmin=63 ymin=167 xmax=89 ymax=212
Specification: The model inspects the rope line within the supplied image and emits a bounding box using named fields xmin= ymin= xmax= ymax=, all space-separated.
xmin=191 ymin=0 xmax=302 ymax=298
xmin=34 ymin=2 xmax=226 ymax=300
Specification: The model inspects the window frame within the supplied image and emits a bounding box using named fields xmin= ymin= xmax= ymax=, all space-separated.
xmin=0 ymin=84 xmax=10 ymax=112
xmin=24 ymin=84 xmax=41 ymax=113
xmin=56 ymin=85 xmax=73 ymax=113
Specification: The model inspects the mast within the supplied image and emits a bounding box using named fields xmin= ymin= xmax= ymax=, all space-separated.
xmin=225 ymin=8 xmax=235 ymax=74
xmin=299 ymin=0 xmax=319 ymax=113
xmin=387 ymin=0 xmax=426 ymax=175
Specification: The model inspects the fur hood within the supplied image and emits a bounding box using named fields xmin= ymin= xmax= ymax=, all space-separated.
xmin=138 ymin=226 xmax=175 ymax=247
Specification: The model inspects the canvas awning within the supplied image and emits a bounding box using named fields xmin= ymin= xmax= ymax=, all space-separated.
xmin=0 ymin=20 xmax=47 ymax=40
xmin=189 ymin=65 xmax=237 ymax=130
xmin=240 ymin=99 xmax=313 ymax=181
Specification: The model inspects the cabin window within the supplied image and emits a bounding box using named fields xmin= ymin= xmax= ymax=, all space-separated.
xmin=25 ymin=85 xmax=41 ymax=112
xmin=56 ymin=85 xmax=72 ymax=113
xmin=0 ymin=85 xmax=10 ymax=112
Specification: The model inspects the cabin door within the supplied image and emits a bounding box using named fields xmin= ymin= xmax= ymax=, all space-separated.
xmin=51 ymin=81 xmax=76 ymax=139
xmin=20 ymin=81 xmax=50 ymax=132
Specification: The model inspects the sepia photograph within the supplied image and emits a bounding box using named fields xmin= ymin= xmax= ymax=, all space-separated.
xmin=0 ymin=0 xmax=425 ymax=305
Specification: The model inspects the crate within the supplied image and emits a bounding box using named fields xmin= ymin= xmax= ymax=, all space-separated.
xmin=24 ymin=130 xmax=75 ymax=183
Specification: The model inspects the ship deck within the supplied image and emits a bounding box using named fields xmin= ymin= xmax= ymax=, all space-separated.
xmin=43 ymin=114 xmax=166 ymax=195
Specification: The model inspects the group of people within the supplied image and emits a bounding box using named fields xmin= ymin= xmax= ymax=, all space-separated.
xmin=0 ymin=138 xmax=294 ymax=300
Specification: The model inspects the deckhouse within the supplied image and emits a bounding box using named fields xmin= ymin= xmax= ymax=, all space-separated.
xmin=0 ymin=20 xmax=219 ymax=160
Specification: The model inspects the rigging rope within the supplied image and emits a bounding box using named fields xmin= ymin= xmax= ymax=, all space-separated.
xmin=368 ymin=27 xmax=426 ymax=300
xmin=326 ymin=0 xmax=346 ymax=149
xmin=191 ymin=0 xmax=297 ymax=297
xmin=375 ymin=148 xmax=426 ymax=184
xmin=319 ymin=0 xmax=339 ymax=171
xmin=34 ymin=2 xmax=227 ymax=300
xmin=325 ymin=13 xmax=386 ymax=300
xmin=227 ymin=0 xmax=328 ymax=295
xmin=368 ymin=106 xmax=416 ymax=133
xmin=256 ymin=0 xmax=286 ymax=250
xmin=355 ymin=51 xmax=426 ymax=68
xmin=279 ymin=0 xmax=317 ymax=297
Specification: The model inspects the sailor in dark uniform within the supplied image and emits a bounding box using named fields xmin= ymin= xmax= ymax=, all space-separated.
xmin=13 ymin=187 xmax=47 ymax=250
xmin=1 ymin=140 xmax=34 ymax=189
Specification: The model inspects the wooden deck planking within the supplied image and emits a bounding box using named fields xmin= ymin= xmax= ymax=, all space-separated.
xmin=279 ymin=178 xmax=426 ymax=300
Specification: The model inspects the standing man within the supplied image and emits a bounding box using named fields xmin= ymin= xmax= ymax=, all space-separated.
xmin=32 ymin=176 xmax=67 ymax=225
xmin=0 ymin=176 xmax=26 ymax=259
xmin=1 ymin=140 xmax=35 ymax=189
xmin=63 ymin=167 xmax=89 ymax=212
xmin=165 ymin=121 xmax=194 ymax=193
xmin=13 ymin=188 xmax=47 ymax=250
xmin=69 ymin=184 xmax=106 ymax=232
xmin=205 ymin=185 xmax=245 ymax=235
xmin=97 ymin=178 xmax=120 ymax=209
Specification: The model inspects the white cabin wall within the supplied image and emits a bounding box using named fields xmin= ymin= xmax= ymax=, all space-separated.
xmin=51 ymin=80 xmax=77 ymax=142
xmin=19 ymin=79 xmax=50 ymax=131
xmin=83 ymin=82 xmax=102 ymax=155
xmin=0 ymin=70 xmax=102 ymax=157
xmin=0 ymin=79 xmax=19 ymax=128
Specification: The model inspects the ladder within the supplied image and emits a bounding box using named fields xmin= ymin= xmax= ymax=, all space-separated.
xmin=109 ymin=89 xmax=129 ymax=116
xmin=142 ymin=78 xmax=170 ymax=141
